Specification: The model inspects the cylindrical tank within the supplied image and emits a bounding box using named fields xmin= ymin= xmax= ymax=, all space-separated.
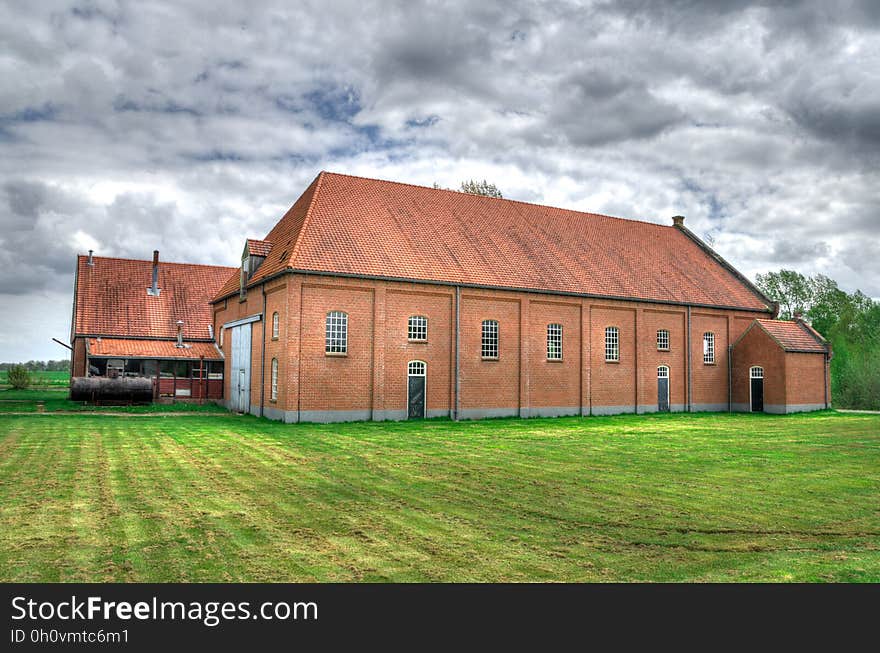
xmin=70 ymin=377 xmax=153 ymax=403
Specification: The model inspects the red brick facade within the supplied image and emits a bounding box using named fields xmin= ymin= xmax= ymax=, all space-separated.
xmin=60 ymin=171 xmax=826 ymax=421
xmin=731 ymin=320 xmax=830 ymax=413
xmin=213 ymin=273 xmax=795 ymax=422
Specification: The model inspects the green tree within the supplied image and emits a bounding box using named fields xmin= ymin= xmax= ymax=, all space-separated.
xmin=459 ymin=179 xmax=503 ymax=198
xmin=755 ymin=269 xmax=812 ymax=319
xmin=7 ymin=364 xmax=30 ymax=389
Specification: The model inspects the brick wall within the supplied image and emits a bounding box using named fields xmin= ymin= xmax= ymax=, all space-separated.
xmin=212 ymin=272 xmax=827 ymax=421
xmin=731 ymin=324 xmax=786 ymax=409
xmin=785 ymin=351 xmax=828 ymax=407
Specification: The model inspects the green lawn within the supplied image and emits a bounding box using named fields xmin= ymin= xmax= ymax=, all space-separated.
xmin=0 ymin=370 xmax=69 ymax=388
xmin=0 ymin=407 xmax=878 ymax=582
xmin=0 ymin=388 xmax=223 ymax=414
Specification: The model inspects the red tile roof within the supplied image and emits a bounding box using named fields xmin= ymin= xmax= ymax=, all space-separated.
xmin=74 ymin=256 xmax=236 ymax=340
xmin=246 ymin=239 xmax=273 ymax=257
xmin=756 ymin=319 xmax=828 ymax=353
xmin=86 ymin=338 xmax=223 ymax=360
xmin=214 ymin=171 xmax=772 ymax=311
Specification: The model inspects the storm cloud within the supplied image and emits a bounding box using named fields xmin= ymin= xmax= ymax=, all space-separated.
xmin=0 ymin=0 xmax=878 ymax=360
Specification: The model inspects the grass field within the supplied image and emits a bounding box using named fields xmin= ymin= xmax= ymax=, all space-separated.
xmin=0 ymin=370 xmax=69 ymax=388
xmin=0 ymin=388 xmax=223 ymax=414
xmin=0 ymin=403 xmax=878 ymax=582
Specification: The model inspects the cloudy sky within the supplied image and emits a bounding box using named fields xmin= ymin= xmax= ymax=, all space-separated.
xmin=1 ymin=0 xmax=879 ymax=361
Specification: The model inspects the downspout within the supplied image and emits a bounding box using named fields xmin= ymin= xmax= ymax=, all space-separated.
xmin=454 ymin=285 xmax=461 ymax=421
xmin=824 ymin=352 xmax=829 ymax=409
xmin=727 ymin=344 xmax=733 ymax=412
xmin=686 ymin=305 xmax=692 ymax=412
xmin=260 ymin=285 xmax=267 ymax=418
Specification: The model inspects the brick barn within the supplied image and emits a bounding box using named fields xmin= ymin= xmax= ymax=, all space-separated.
xmin=208 ymin=171 xmax=831 ymax=422
xmin=70 ymin=252 xmax=236 ymax=400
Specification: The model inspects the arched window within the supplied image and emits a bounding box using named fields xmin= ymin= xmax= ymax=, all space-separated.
xmin=547 ymin=323 xmax=563 ymax=360
xmin=657 ymin=329 xmax=670 ymax=351
xmin=703 ymin=332 xmax=715 ymax=364
xmin=325 ymin=311 xmax=348 ymax=354
xmin=481 ymin=320 xmax=499 ymax=359
xmin=270 ymin=358 xmax=278 ymax=401
xmin=750 ymin=366 xmax=764 ymax=379
xmin=272 ymin=312 xmax=279 ymax=339
xmin=605 ymin=326 xmax=619 ymax=362
xmin=408 ymin=360 xmax=426 ymax=376
xmin=657 ymin=365 xmax=669 ymax=378
xmin=408 ymin=315 xmax=428 ymax=342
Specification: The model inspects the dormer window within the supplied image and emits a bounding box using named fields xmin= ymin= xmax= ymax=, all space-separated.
xmin=240 ymin=239 xmax=272 ymax=301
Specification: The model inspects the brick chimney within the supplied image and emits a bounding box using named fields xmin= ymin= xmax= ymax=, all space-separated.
xmin=671 ymin=215 xmax=685 ymax=228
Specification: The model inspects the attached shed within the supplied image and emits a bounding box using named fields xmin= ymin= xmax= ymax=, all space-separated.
xmin=731 ymin=318 xmax=831 ymax=414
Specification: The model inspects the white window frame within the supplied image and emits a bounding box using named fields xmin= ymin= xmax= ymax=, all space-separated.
xmin=325 ymin=311 xmax=348 ymax=355
xmin=272 ymin=312 xmax=279 ymax=339
xmin=605 ymin=326 xmax=619 ymax=362
xmin=657 ymin=365 xmax=669 ymax=378
xmin=703 ymin=332 xmax=715 ymax=364
xmin=270 ymin=358 xmax=278 ymax=401
xmin=481 ymin=320 xmax=499 ymax=359
xmin=547 ymin=323 xmax=563 ymax=361
xmin=657 ymin=329 xmax=669 ymax=351
xmin=408 ymin=315 xmax=428 ymax=342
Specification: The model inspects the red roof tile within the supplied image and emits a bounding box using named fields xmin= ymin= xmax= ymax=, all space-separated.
xmin=74 ymin=256 xmax=236 ymax=340
xmin=86 ymin=338 xmax=223 ymax=360
xmin=246 ymin=239 xmax=273 ymax=257
xmin=756 ymin=319 xmax=828 ymax=353
xmin=214 ymin=171 xmax=772 ymax=311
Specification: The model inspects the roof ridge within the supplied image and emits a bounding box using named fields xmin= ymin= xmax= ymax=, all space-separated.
xmin=318 ymin=170 xmax=675 ymax=229
xmin=289 ymin=171 xmax=325 ymax=265
xmin=77 ymin=254 xmax=237 ymax=270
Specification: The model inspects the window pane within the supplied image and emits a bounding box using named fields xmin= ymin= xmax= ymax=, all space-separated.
xmin=271 ymin=358 xmax=278 ymax=400
xmin=703 ymin=332 xmax=715 ymax=364
xmin=547 ymin=323 xmax=562 ymax=360
xmin=325 ymin=311 xmax=348 ymax=353
xmin=605 ymin=326 xmax=619 ymax=362
xmin=657 ymin=329 xmax=669 ymax=350
xmin=481 ymin=320 xmax=499 ymax=358
xmin=408 ymin=315 xmax=428 ymax=341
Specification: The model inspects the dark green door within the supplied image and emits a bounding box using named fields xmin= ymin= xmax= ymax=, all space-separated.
xmin=658 ymin=378 xmax=669 ymax=412
xmin=657 ymin=366 xmax=670 ymax=412
xmin=408 ymin=376 xmax=425 ymax=418
xmin=751 ymin=377 xmax=764 ymax=412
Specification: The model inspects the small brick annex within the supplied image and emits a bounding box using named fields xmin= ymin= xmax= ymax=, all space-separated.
xmin=731 ymin=319 xmax=831 ymax=414
xmin=206 ymin=171 xmax=832 ymax=422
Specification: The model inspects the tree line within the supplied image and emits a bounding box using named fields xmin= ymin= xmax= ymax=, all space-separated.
xmin=756 ymin=270 xmax=879 ymax=410
xmin=0 ymin=360 xmax=70 ymax=372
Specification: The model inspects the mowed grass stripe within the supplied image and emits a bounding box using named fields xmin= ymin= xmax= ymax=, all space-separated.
xmin=0 ymin=411 xmax=877 ymax=582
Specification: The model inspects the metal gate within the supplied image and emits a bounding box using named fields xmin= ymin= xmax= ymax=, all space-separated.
xmin=407 ymin=361 xmax=426 ymax=419
xmin=230 ymin=324 xmax=252 ymax=413
xmin=657 ymin=365 xmax=670 ymax=412
xmin=750 ymin=366 xmax=764 ymax=413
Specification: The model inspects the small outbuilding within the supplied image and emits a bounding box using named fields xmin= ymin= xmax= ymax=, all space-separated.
xmin=731 ymin=317 xmax=831 ymax=413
